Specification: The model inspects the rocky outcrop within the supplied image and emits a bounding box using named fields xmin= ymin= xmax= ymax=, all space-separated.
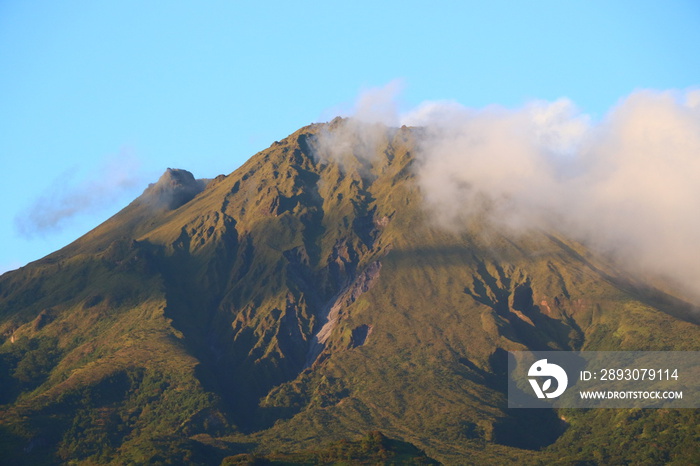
xmin=141 ymin=168 xmax=208 ymax=210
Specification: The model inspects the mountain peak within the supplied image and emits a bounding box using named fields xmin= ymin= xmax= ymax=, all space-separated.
xmin=1 ymin=123 xmax=698 ymax=465
xmin=142 ymin=168 xmax=208 ymax=210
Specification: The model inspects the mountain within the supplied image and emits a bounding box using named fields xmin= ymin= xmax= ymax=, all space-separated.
xmin=0 ymin=119 xmax=698 ymax=465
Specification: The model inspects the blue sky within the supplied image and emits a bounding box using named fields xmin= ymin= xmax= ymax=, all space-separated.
xmin=1 ymin=1 xmax=699 ymax=274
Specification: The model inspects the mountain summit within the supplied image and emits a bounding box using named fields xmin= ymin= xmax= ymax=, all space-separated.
xmin=0 ymin=120 xmax=698 ymax=464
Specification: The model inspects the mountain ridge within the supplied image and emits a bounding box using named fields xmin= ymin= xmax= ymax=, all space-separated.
xmin=0 ymin=119 xmax=698 ymax=464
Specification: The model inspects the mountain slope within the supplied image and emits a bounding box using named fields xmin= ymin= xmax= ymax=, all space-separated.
xmin=0 ymin=119 xmax=698 ymax=464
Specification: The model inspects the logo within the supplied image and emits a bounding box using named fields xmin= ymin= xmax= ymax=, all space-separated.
xmin=528 ymin=359 xmax=568 ymax=399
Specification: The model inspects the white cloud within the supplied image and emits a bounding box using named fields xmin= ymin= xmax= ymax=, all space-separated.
xmin=409 ymin=89 xmax=700 ymax=300
xmin=321 ymin=84 xmax=700 ymax=300
xmin=353 ymin=79 xmax=404 ymax=126
xmin=312 ymin=81 xmax=405 ymax=166
xmin=15 ymin=150 xmax=144 ymax=237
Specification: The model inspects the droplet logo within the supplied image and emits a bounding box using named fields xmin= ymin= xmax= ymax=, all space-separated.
xmin=528 ymin=359 xmax=568 ymax=399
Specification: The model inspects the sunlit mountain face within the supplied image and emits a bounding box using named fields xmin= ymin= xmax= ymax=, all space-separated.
xmin=0 ymin=120 xmax=698 ymax=465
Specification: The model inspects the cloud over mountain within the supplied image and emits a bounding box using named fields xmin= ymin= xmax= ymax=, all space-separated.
xmin=15 ymin=152 xmax=144 ymax=237
xmin=321 ymin=84 xmax=700 ymax=300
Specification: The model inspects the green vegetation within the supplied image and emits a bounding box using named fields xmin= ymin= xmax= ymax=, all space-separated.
xmin=0 ymin=336 xmax=62 ymax=402
xmin=0 ymin=119 xmax=698 ymax=464
xmin=221 ymin=431 xmax=439 ymax=465
xmin=547 ymin=409 xmax=700 ymax=465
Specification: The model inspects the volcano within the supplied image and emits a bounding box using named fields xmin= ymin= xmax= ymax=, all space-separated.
xmin=1 ymin=119 xmax=698 ymax=464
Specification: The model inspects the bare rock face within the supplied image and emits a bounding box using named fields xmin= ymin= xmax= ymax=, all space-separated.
xmin=141 ymin=168 xmax=208 ymax=210
xmin=305 ymin=261 xmax=382 ymax=368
